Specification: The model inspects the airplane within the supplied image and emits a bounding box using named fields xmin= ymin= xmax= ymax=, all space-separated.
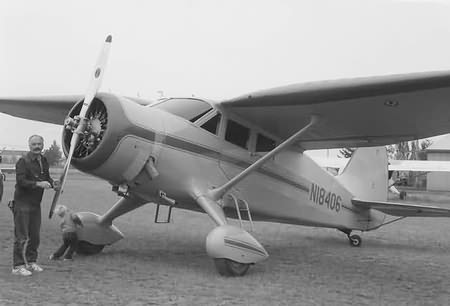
xmin=2 ymin=35 xmax=450 ymax=276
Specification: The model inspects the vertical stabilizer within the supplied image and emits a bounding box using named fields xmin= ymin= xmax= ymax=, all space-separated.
xmin=337 ymin=147 xmax=388 ymax=201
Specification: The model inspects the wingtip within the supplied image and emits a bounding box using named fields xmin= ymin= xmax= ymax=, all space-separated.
xmin=106 ymin=35 xmax=112 ymax=43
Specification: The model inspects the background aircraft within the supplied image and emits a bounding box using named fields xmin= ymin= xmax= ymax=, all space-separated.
xmin=312 ymin=157 xmax=450 ymax=173
xmin=0 ymin=148 xmax=13 ymax=180
xmin=2 ymin=36 xmax=450 ymax=276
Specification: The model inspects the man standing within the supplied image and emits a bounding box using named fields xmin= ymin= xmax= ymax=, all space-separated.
xmin=12 ymin=135 xmax=55 ymax=276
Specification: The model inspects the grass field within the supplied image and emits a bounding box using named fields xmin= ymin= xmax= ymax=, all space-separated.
xmin=1 ymin=175 xmax=450 ymax=305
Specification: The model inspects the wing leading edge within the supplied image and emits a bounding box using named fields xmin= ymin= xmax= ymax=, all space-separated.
xmin=0 ymin=95 xmax=153 ymax=125
xmin=221 ymin=70 xmax=450 ymax=150
xmin=352 ymin=198 xmax=450 ymax=217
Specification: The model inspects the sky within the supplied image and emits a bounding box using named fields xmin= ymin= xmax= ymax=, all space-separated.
xmin=1 ymin=0 xmax=450 ymax=152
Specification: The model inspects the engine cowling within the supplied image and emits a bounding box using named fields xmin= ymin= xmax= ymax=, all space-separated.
xmin=62 ymin=93 xmax=164 ymax=184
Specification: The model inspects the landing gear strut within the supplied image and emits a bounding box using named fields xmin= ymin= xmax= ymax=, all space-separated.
xmin=339 ymin=229 xmax=362 ymax=247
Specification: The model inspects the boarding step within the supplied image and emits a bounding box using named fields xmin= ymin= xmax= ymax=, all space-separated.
xmin=154 ymin=190 xmax=176 ymax=223
xmin=227 ymin=193 xmax=254 ymax=231
xmin=154 ymin=204 xmax=173 ymax=223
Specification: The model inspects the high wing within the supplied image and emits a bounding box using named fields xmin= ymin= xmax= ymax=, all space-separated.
xmin=352 ymin=198 xmax=450 ymax=217
xmin=0 ymin=95 xmax=151 ymax=125
xmin=221 ymin=71 xmax=450 ymax=150
xmin=0 ymin=95 xmax=83 ymax=125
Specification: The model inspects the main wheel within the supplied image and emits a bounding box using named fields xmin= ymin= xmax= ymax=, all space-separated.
xmin=76 ymin=240 xmax=105 ymax=255
xmin=214 ymin=258 xmax=251 ymax=277
xmin=349 ymin=234 xmax=362 ymax=247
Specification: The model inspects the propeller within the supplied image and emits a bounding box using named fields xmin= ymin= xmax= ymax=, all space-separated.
xmin=49 ymin=35 xmax=112 ymax=218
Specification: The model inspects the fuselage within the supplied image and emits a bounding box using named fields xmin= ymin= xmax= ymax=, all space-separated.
xmin=65 ymin=93 xmax=386 ymax=232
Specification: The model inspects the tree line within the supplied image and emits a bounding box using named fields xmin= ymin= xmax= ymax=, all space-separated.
xmin=339 ymin=139 xmax=432 ymax=160
xmin=43 ymin=140 xmax=63 ymax=166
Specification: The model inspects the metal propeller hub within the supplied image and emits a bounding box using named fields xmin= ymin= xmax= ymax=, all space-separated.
xmin=88 ymin=117 xmax=102 ymax=135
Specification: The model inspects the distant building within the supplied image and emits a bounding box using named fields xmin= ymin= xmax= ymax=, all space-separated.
xmin=427 ymin=134 xmax=450 ymax=191
xmin=0 ymin=149 xmax=27 ymax=164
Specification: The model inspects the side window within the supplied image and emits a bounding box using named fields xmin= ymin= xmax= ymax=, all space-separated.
xmin=256 ymin=134 xmax=276 ymax=152
xmin=200 ymin=113 xmax=221 ymax=135
xmin=190 ymin=109 xmax=212 ymax=123
xmin=225 ymin=119 xmax=250 ymax=149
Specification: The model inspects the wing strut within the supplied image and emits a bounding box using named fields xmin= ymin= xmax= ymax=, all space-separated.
xmin=209 ymin=115 xmax=320 ymax=200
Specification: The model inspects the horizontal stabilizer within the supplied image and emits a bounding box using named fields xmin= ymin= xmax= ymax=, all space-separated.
xmin=352 ymin=198 xmax=450 ymax=217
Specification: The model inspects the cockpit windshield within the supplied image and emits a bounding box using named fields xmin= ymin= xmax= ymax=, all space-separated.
xmin=153 ymin=98 xmax=213 ymax=122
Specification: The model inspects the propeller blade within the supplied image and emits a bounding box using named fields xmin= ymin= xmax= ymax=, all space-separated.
xmin=48 ymin=133 xmax=79 ymax=218
xmin=49 ymin=35 xmax=112 ymax=219
xmin=79 ymin=34 xmax=112 ymax=118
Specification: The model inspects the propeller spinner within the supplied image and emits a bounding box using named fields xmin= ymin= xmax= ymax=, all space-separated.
xmin=49 ymin=35 xmax=112 ymax=218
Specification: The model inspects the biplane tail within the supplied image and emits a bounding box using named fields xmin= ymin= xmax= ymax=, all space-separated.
xmin=337 ymin=147 xmax=388 ymax=202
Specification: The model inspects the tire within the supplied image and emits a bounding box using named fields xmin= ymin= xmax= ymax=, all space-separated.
xmin=214 ymin=258 xmax=251 ymax=277
xmin=76 ymin=240 xmax=105 ymax=255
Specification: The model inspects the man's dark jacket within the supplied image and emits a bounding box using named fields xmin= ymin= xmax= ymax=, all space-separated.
xmin=14 ymin=152 xmax=53 ymax=210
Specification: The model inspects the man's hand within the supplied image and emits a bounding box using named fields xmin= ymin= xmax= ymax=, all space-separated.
xmin=53 ymin=180 xmax=61 ymax=191
xmin=36 ymin=181 xmax=52 ymax=189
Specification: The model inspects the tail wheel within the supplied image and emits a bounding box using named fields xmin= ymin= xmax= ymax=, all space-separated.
xmin=349 ymin=234 xmax=362 ymax=247
xmin=76 ymin=240 xmax=105 ymax=255
xmin=214 ymin=258 xmax=251 ymax=277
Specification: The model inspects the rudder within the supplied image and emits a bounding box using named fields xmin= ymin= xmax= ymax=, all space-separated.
xmin=337 ymin=146 xmax=388 ymax=201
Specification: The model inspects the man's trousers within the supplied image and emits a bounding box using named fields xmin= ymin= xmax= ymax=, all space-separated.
xmin=13 ymin=206 xmax=41 ymax=267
